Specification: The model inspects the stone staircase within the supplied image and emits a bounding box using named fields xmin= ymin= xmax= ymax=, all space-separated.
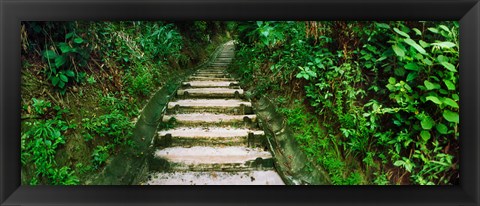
xmin=144 ymin=41 xmax=284 ymax=185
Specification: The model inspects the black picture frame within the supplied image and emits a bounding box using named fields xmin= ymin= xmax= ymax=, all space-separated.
xmin=1 ymin=0 xmax=479 ymax=205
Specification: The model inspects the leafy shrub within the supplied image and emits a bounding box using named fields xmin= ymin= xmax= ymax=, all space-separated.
xmin=230 ymin=21 xmax=459 ymax=185
xmin=21 ymin=99 xmax=79 ymax=185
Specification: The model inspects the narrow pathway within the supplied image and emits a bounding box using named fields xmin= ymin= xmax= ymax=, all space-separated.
xmin=144 ymin=42 xmax=284 ymax=185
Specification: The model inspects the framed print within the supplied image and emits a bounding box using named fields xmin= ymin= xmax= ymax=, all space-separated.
xmin=1 ymin=0 xmax=479 ymax=205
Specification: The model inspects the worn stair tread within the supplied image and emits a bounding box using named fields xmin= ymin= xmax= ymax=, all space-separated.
xmin=163 ymin=113 xmax=256 ymax=124
xmin=189 ymin=76 xmax=235 ymax=81
xmin=154 ymin=146 xmax=272 ymax=164
xmin=193 ymin=74 xmax=229 ymax=78
xmin=177 ymin=88 xmax=244 ymax=96
xmin=158 ymin=127 xmax=264 ymax=138
xmin=182 ymin=81 xmax=238 ymax=88
xmin=145 ymin=171 xmax=284 ymax=185
xmin=168 ymin=99 xmax=251 ymax=109
xmin=195 ymin=71 xmax=226 ymax=74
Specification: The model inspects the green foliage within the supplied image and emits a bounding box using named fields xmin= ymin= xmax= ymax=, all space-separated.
xmin=231 ymin=21 xmax=459 ymax=185
xmin=82 ymin=93 xmax=135 ymax=144
xmin=21 ymin=99 xmax=79 ymax=185
xmin=21 ymin=21 xmax=229 ymax=185
xmin=92 ymin=145 xmax=111 ymax=168
xmin=41 ymin=31 xmax=90 ymax=94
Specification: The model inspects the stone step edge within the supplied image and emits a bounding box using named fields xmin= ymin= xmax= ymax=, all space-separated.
xmin=158 ymin=127 xmax=265 ymax=138
xmin=162 ymin=113 xmax=257 ymax=124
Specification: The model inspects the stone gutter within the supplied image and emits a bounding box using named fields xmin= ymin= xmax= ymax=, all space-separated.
xmin=252 ymin=95 xmax=332 ymax=185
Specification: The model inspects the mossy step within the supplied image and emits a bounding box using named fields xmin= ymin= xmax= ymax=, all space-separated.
xmin=212 ymin=58 xmax=232 ymax=64
xmin=211 ymin=63 xmax=230 ymax=66
xmin=158 ymin=127 xmax=264 ymax=138
xmin=182 ymin=81 xmax=239 ymax=88
xmin=152 ymin=146 xmax=274 ymax=171
xmin=193 ymin=73 xmax=230 ymax=78
xmin=188 ymin=76 xmax=235 ymax=81
xmin=157 ymin=126 xmax=265 ymax=147
xmin=167 ymin=99 xmax=253 ymax=114
xmin=177 ymin=88 xmax=244 ymax=98
xmin=195 ymin=71 xmax=226 ymax=74
xmin=196 ymin=70 xmax=227 ymax=73
xmin=144 ymin=171 xmax=284 ymax=185
xmin=162 ymin=113 xmax=256 ymax=125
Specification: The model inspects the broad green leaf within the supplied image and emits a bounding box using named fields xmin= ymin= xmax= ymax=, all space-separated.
xmin=74 ymin=37 xmax=84 ymax=44
xmin=51 ymin=76 xmax=59 ymax=86
xmin=43 ymin=50 xmax=57 ymax=60
xmin=393 ymin=160 xmax=404 ymax=167
xmin=424 ymin=80 xmax=435 ymax=90
xmin=59 ymin=43 xmax=71 ymax=53
xmin=442 ymin=98 xmax=459 ymax=108
xmin=436 ymin=123 xmax=448 ymax=134
xmin=388 ymin=77 xmax=396 ymax=84
xmin=406 ymin=72 xmax=417 ymax=82
xmin=441 ymin=62 xmax=457 ymax=72
xmin=413 ymin=28 xmax=422 ymax=36
xmin=431 ymin=41 xmax=456 ymax=49
xmin=419 ymin=40 xmax=429 ymax=48
xmin=375 ymin=23 xmax=390 ymax=29
xmin=65 ymin=70 xmax=75 ymax=77
xmin=437 ymin=55 xmax=449 ymax=63
xmin=404 ymin=38 xmax=427 ymax=55
xmin=426 ymin=96 xmax=442 ymax=105
xmin=439 ymin=25 xmax=450 ymax=32
xmin=59 ymin=74 xmax=68 ymax=82
xmin=405 ymin=62 xmax=419 ymax=71
xmin=65 ymin=32 xmax=74 ymax=39
xmin=392 ymin=45 xmax=405 ymax=57
xmin=421 ymin=116 xmax=435 ymax=130
xmin=394 ymin=28 xmax=410 ymax=38
xmin=423 ymin=58 xmax=433 ymax=66
xmin=443 ymin=110 xmax=459 ymax=123
xmin=443 ymin=80 xmax=455 ymax=90
xmin=420 ymin=130 xmax=431 ymax=141
xmin=54 ymin=56 xmax=66 ymax=68
xmin=428 ymin=27 xmax=439 ymax=33
xmin=394 ymin=67 xmax=405 ymax=76
xmin=58 ymin=80 xmax=65 ymax=89
xmin=452 ymin=94 xmax=460 ymax=101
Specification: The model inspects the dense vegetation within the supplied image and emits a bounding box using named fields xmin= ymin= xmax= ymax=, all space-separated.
xmin=229 ymin=21 xmax=459 ymax=185
xmin=21 ymin=21 xmax=459 ymax=185
xmin=21 ymin=21 xmax=230 ymax=185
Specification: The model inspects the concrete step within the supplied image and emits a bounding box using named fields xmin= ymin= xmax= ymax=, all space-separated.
xmin=157 ymin=126 xmax=265 ymax=147
xmin=177 ymin=88 xmax=244 ymax=98
xmin=216 ymin=57 xmax=233 ymax=61
xmin=167 ymin=99 xmax=253 ymax=114
xmin=195 ymin=71 xmax=226 ymax=74
xmin=193 ymin=73 xmax=229 ymax=78
xmin=197 ymin=70 xmax=227 ymax=73
xmin=211 ymin=63 xmax=230 ymax=66
xmin=182 ymin=81 xmax=239 ymax=88
xmin=206 ymin=66 xmax=227 ymax=70
xmin=213 ymin=58 xmax=232 ymax=64
xmin=189 ymin=76 xmax=235 ymax=81
xmin=145 ymin=171 xmax=284 ymax=185
xmin=152 ymin=146 xmax=274 ymax=171
xmin=162 ymin=113 xmax=257 ymax=126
